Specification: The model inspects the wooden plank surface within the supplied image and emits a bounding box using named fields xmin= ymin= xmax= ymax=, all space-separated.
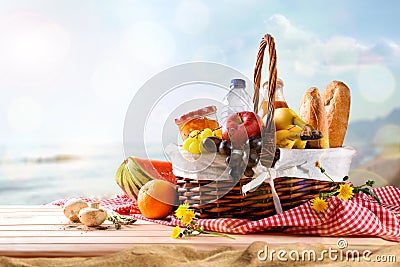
xmin=0 ymin=205 xmax=397 ymax=258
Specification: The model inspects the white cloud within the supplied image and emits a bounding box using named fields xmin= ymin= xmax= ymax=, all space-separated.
xmin=366 ymin=40 xmax=400 ymax=65
xmin=264 ymin=14 xmax=400 ymax=77
xmin=322 ymin=36 xmax=365 ymax=66
xmin=265 ymin=14 xmax=317 ymax=48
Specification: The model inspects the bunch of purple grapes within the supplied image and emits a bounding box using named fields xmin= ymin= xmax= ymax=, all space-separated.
xmin=201 ymin=136 xmax=263 ymax=180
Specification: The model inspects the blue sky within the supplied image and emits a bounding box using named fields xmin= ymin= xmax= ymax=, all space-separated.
xmin=0 ymin=0 xmax=399 ymax=145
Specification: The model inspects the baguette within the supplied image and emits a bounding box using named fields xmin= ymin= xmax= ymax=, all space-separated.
xmin=321 ymin=81 xmax=351 ymax=148
xmin=299 ymin=87 xmax=329 ymax=148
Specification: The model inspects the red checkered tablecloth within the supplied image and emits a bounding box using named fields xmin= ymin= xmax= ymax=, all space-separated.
xmin=49 ymin=186 xmax=400 ymax=242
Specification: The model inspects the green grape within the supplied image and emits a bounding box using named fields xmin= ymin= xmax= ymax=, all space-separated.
xmin=183 ymin=137 xmax=195 ymax=151
xmin=200 ymin=128 xmax=213 ymax=140
xmin=189 ymin=130 xmax=200 ymax=139
xmin=188 ymin=140 xmax=201 ymax=154
xmin=212 ymin=128 xmax=222 ymax=139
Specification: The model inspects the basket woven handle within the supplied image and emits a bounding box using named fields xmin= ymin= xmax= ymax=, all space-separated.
xmin=253 ymin=34 xmax=277 ymax=120
xmin=253 ymin=34 xmax=278 ymax=168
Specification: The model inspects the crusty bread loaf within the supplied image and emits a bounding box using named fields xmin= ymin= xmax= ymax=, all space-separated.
xmin=322 ymin=81 xmax=351 ymax=148
xmin=299 ymin=87 xmax=329 ymax=148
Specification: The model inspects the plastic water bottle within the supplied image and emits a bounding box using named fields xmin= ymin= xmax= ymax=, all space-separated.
xmin=224 ymin=79 xmax=252 ymax=112
xmin=220 ymin=79 xmax=253 ymax=126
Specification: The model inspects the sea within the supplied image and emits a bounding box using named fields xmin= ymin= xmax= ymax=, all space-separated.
xmin=0 ymin=142 xmax=382 ymax=205
xmin=0 ymin=143 xmax=167 ymax=205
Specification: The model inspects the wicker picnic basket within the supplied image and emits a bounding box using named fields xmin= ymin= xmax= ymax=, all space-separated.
xmin=175 ymin=34 xmax=339 ymax=220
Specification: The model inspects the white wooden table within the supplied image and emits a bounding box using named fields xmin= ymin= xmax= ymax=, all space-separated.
xmin=0 ymin=205 xmax=396 ymax=257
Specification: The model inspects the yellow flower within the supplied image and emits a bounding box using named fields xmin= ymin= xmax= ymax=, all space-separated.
xmin=175 ymin=204 xmax=190 ymax=219
xmin=181 ymin=209 xmax=196 ymax=225
xmin=337 ymin=183 xmax=354 ymax=200
xmin=171 ymin=225 xmax=181 ymax=239
xmin=311 ymin=197 xmax=328 ymax=213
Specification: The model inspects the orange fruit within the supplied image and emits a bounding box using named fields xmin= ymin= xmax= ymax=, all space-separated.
xmin=137 ymin=180 xmax=177 ymax=219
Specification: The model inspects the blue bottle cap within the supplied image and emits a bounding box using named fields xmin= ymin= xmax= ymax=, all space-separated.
xmin=230 ymin=78 xmax=246 ymax=88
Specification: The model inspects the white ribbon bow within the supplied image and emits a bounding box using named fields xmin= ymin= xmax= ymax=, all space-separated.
xmin=242 ymin=160 xmax=307 ymax=214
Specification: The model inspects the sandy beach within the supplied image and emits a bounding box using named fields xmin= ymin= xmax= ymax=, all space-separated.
xmin=1 ymin=241 xmax=399 ymax=267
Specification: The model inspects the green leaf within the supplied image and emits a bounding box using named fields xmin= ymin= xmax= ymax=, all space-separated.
xmin=361 ymin=188 xmax=381 ymax=205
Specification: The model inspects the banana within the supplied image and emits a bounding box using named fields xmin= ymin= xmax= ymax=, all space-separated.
xmin=289 ymin=126 xmax=307 ymax=149
xmin=270 ymin=108 xmax=323 ymax=143
xmin=277 ymin=138 xmax=295 ymax=149
xmin=276 ymin=129 xmax=298 ymax=149
xmin=273 ymin=108 xmax=309 ymax=130
xmin=275 ymin=126 xmax=309 ymax=149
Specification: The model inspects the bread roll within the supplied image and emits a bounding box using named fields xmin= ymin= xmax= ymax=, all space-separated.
xmin=299 ymin=87 xmax=329 ymax=148
xmin=322 ymin=81 xmax=351 ymax=148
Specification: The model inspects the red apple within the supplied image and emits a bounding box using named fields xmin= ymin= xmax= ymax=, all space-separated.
xmin=222 ymin=111 xmax=263 ymax=147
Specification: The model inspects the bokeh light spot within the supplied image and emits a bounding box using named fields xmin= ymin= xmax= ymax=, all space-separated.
xmin=0 ymin=12 xmax=70 ymax=85
xmin=357 ymin=64 xmax=396 ymax=103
